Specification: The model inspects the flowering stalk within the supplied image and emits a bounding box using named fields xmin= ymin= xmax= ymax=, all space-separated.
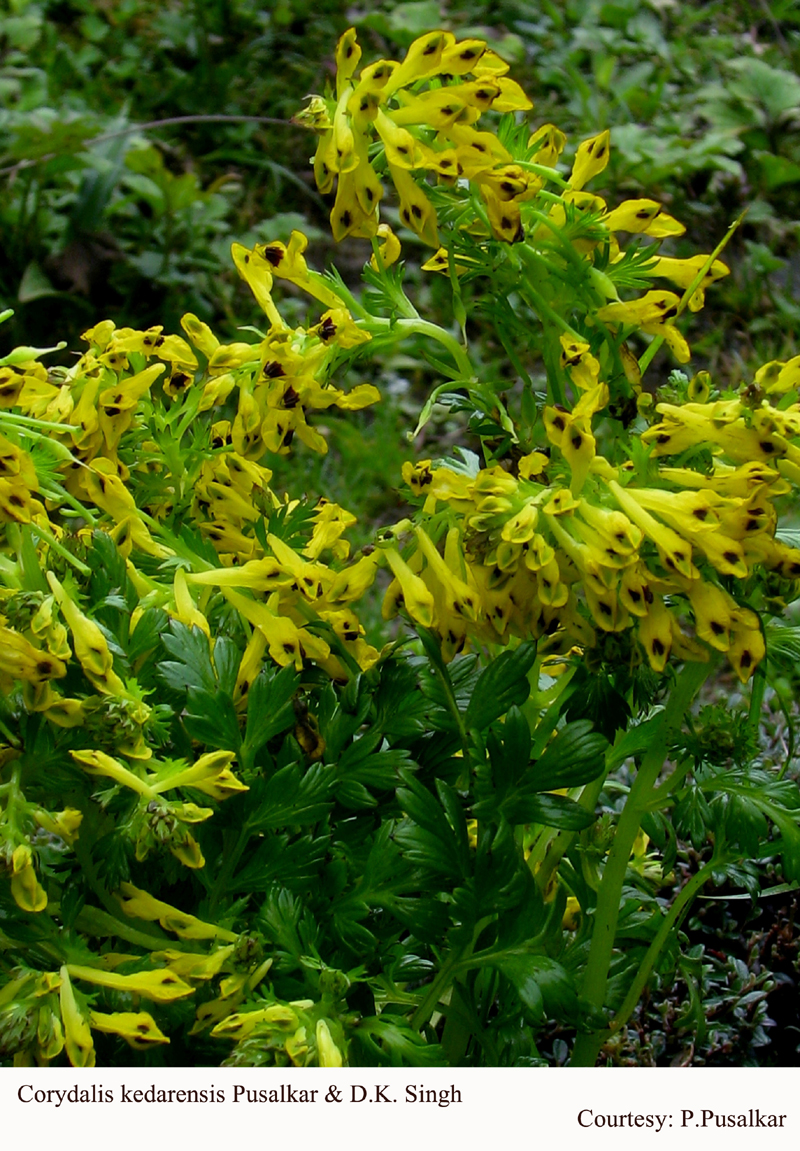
xmin=570 ymin=658 xmax=713 ymax=1066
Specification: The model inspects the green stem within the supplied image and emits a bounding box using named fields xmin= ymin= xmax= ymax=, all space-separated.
xmin=411 ymin=953 xmax=461 ymax=1031
xmin=365 ymin=317 xmax=473 ymax=380
xmin=525 ymin=211 xmax=590 ymax=281
xmin=635 ymin=331 xmax=665 ymax=379
xmin=29 ymin=523 xmax=91 ymax=576
xmin=440 ymin=978 xmax=473 ymax=1064
xmin=520 ymin=279 xmax=582 ymax=342
xmin=607 ymin=855 xmax=723 ymax=1041
xmin=747 ymin=666 xmax=766 ymax=736
xmin=74 ymin=905 xmax=172 ymax=952
xmin=531 ymin=773 xmax=607 ymax=893
xmin=570 ymin=659 xmax=710 ymax=1067
xmin=650 ymin=754 xmax=695 ymax=804
xmin=517 ymin=162 xmax=570 ymax=189
xmin=397 ymin=318 xmax=473 ymax=378
xmin=38 ymin=484 xmax=97 ymax=526
xmin=0 ymin=412 xmax=79 ymax=435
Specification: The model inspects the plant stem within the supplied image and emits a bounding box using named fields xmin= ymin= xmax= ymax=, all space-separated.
xmin=607 ymin=855 xmax=723 ymax=1040
xmin=532 ymin=773 xmax=607 ymax=893
xmin=365 ymin=317 xmax=474 ymax=380
xmin=569 ymin=659 xmax=710 ymax=1066
xmin=30 ymin=523 xmax=91 ymax=576
xmin=411 ymin=954 xmax=460 ymax=1031
xmin=747 ymin=666 xmax=766 ymax=736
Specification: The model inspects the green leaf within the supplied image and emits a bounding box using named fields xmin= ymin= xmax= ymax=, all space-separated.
xmin=465 ymin=642 xmax=537 ymax=730
xmin=674 ymin=787 xmax=713 ymax=850
xmin=320 ymin=685 xmax=372 ymax=761
xmin=606 ymin=712 xmax=664 ymax=768
xmin=351 ymin=1016 xmax=444 ymax=1066
xmin=18 ymin=261 xmax=59 ymax=303
xmin=232 ymin=833 xmax=329 ymax=893
xmin=337 ymin=738 xmax=416 ymax=790
xmin=183 ymin=688 xmax=241 ymax=753
xmin=159 ymin=622 xmax=216 ymax=692
xmin=503 ymin=792 xmax=596 ymax=831
xmin=724 ymin=795 xmax=768 ymax=857
xmin=757 ymin=151 xmax=800 ymax=190
xmin=248 ymin=762 xmax=334 ymax=831
xmin=492 ymin=952 xmax=579 ymax=1023
xmin=335 ymin=779 xmax=378 ymax=809
xmin=242 ymin=666 xmax=298 ymax=758
xmin=502 ymin=706 xmax=532 ymax=780
xmin=727 ymin=57 xmax=800 ymax=122
xmin=213 ymin=637 xmax=240 ymax=695
xmin=531 ymin=720 xmax=608 ymax=791
xmin=395 ymin=774 xmax=469 ymax=879
xmin=125 ymin=607 xmax=168 ymax=664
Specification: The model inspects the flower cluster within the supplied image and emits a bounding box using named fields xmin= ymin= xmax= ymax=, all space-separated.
xmin=298 ymin=30 xmax=730 ymax=376
xmin=0 ymin=881 xmax=273 ymax=1066
xmin=390 ymin=344 xmax=800 ymax=681
xmin=297 ymin=27 xmax=533 ymax=245
xmin=0 ymin=240 xmax=389 ymax=924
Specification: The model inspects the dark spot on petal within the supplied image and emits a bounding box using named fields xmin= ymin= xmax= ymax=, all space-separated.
xmin=262 ymin=245 xmax=283 ymax=267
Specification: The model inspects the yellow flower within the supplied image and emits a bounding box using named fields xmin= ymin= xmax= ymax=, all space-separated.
xmin=70 ymin=748 xmax=156 ymax=798
xmin=370 ymin=223 xmax=402 ymax=270
xmin=59 ymin=967 xmax=95 ymax=1068
xmin=528 ymin=124 xmax=566 ymax=167
xmin=10 ymin=844 xmax=48 ymax=913
xmin=603 ymin=198 xmax=685 ymax=238
xmin=46 ymin=572 xmax=128 ymax=695
xmin=117 ymin=881 xmax=238 ymax=941
xmin=89 ymin=1011 xmax=170 ymax=1049
xmin=256 ymin=231 xmax=344 ymax=309
xmin=152 ymin=750 xmax=249 ymax=802
xmin=212 ymin=1004 xmax=300 ymax=1041
xmin=382 ymin=545 xmax=435 ymax=628
xmin=596 ymin=291 xmax=690 ymax=363
xmin=66 ymin=963 xmax=195 ymax=1003
xmin=316 ymin=1018 xmax=344 ymax=1067
xmin=568 ymin=130 xmax=611 ymax=191
xmin=0 ymin=625 xmax=66 ymax=686
xmin=223 ymin=588 xmax=331 ymax=671
xmin=33 ymin=807 xmax=83 ymax=846
xmin=150 ymin=946 xmax=234 ymax=980
xmin=645 ymin=254 xmax=729 ymax=311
